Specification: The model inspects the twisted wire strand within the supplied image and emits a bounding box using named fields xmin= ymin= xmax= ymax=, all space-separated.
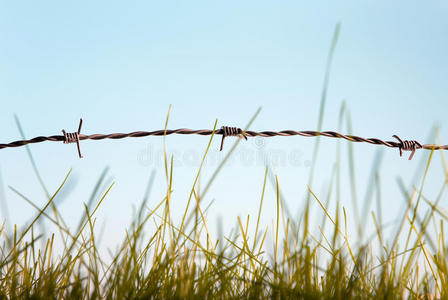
xmin=392 ymin=135 xmax=422 ymax=160
xmin=220 ymin=126 xmax=247 ymax=151
xmin=62 ymin=118 xmax=83 ymax=158
xmin=0 ymin=120 xmax=446 ymax=159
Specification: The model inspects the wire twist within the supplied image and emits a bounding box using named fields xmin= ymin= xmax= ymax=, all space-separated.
xmin=62 ymin=119 xmax=83 ymax=158
xmin=220 ymin=126 xmax=247 ymax=151
xmin=392 ymin=135 xmax=422 ymax=160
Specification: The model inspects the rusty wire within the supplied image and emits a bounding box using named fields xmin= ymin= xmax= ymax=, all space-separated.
xmin=0 ymin=118 xmax=444 ymax=160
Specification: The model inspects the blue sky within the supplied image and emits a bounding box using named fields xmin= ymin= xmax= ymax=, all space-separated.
xmin=1 ymin=1 xmax=447 ymax=247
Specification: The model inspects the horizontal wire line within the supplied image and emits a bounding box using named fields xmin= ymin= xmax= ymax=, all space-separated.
xmin=0 ymin=118 xmax=444 ymax=160
xmin=0 ymin=129 xmax=445 ymax=150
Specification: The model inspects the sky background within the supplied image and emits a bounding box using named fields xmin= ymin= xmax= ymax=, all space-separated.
xmin=1 ymin=1 xmax=448 ymax=249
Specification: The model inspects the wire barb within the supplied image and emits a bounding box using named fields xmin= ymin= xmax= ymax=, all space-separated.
xmin=62 ymin=119 xmax=83 ymax=158
xmin=220 ymin=126 xmax=247 ymax=151
xmin=392 ymin=135 xmax=422 ymax=160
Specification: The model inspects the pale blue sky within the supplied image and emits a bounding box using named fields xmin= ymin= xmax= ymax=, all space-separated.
xmin=1 ymin=1 xmax=447 ymax=247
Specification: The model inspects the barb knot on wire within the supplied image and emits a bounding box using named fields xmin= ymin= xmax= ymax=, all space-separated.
xmin=220 ymin=126 xmax=247 ymax=151
xmin=393 ymin=135 xmax=422 ymax=160
xmin=62 ymin=118 xmax=83 ymax=158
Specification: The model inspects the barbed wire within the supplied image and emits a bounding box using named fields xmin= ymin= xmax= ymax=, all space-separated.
xmin=0 ymin=119 xmax=444 ymax=160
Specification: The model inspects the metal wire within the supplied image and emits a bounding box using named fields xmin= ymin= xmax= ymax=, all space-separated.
xmin=220 ymin=126 xmax=247 ymax=151
xmin=62 ymin=118 xmax=83 ymax=158
xmin=0 ymin=119 xmax=445 ymax=159
xmin=392 ymin=135 xmax=422 ymax=160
